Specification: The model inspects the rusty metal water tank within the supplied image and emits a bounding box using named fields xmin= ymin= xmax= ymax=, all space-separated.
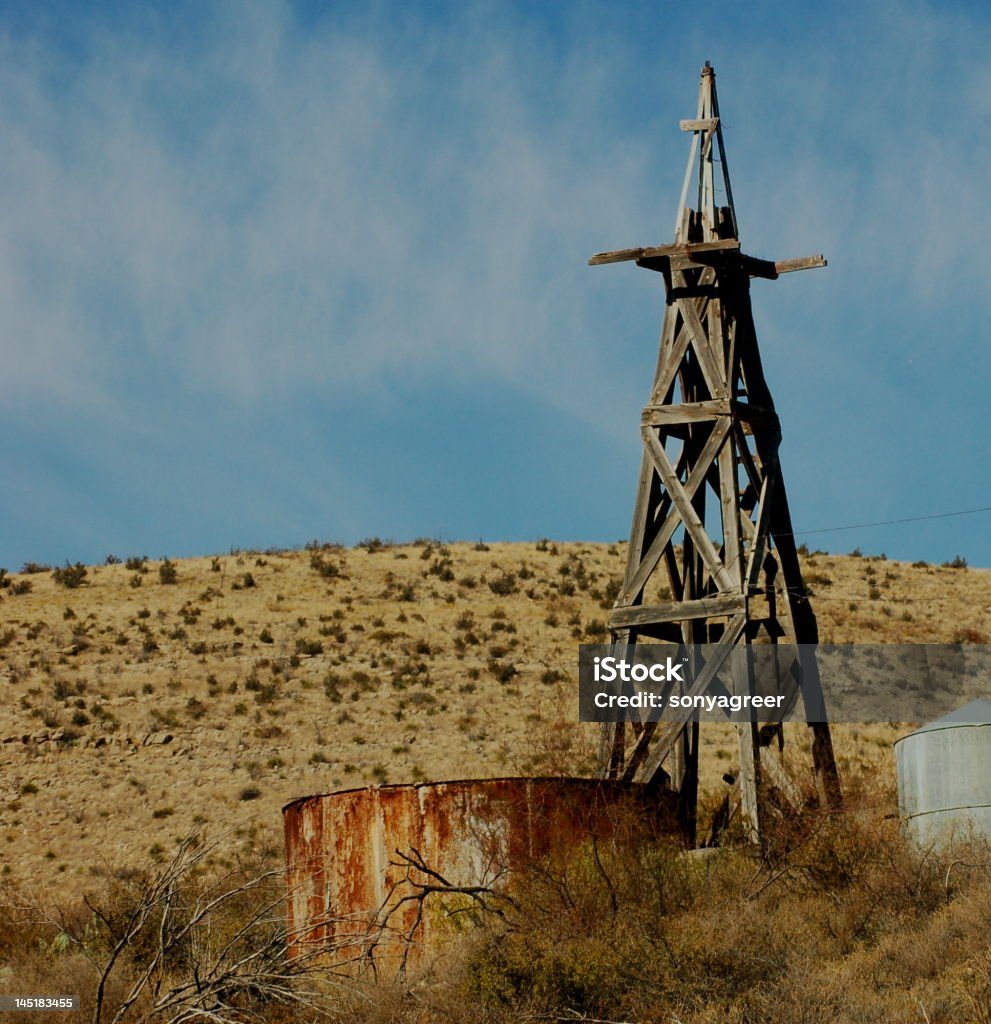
xmin=283 ymin=776 xmax=668 ymax=974
xmin=896 ymin=699 xmax=991 ymax=845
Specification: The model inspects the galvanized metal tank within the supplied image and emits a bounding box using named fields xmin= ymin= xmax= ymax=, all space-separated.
xmin=895 ymin=699 xmax=991 ymax=845
xmin=283 ymin=776 xmax=669 ymax=974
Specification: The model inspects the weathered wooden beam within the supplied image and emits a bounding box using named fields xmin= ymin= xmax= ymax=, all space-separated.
xmin=672 ymin=274 xmax=727 ymax=396
xmin=718 ymin=440 xmax=743 ymax=591
xmin=732 ymin=402 xmax=779 ymax=427
xmin=744 ymin=453 xmax=778 ymax=589
xmin=760 ymin=746 xmax=801 ymax=808
xmin=600 ymin=245 xmax=825 ymax=278
xmin=620 ymin=450 xmax=657 ymax=598
xmin=640 ymin=428 xmax=734 ymax=592
xmin=619 ymin=420 xmax=731 ymax=606
xmin=641 ymin=400 xmax=730 ymax=424
xmin=736 ymin=718 xmax=762 ymax=843
xmin=610 ymin=593 xmax=745 ymax=629
xmin=743 ymin=254 xmax=828 ymax=279
xmin=634 ymin=612 xmax=747 ymax=784
xmin=588 ymin=238 xmax=739 ymax=267
xmin=651 ymin=270 xmax=715 ymax=403
xmin=621 ymin=720 xmax=660 ymax=782
xmin=639 ymin=400 xmax=778 ymax=428
xmin=811 ymin=722 xmax=842 ymax=808
xmin=680 ymin=118 xmax=719 ymax=132
xmin=775 ymin=254 xmax=827 ymax=274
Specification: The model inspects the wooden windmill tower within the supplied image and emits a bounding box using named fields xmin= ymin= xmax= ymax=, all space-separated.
xmin=590 ymin=63 xmax=841 ymax=845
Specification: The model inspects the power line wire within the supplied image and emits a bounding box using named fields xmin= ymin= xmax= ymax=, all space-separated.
xmin=793 ymin=505 xmax=991 ymax=539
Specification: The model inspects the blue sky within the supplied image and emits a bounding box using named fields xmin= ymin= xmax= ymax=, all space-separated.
xmin=1 ymin=0 xmax=990 ymax=569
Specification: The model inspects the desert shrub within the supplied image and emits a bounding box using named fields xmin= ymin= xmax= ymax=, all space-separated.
xmin=0 ymin=832 xmax=349 ymax=1024
xmin=598 ymin=577 xmax=621 ymax=608
xmin=185 ymin=697 xmax=207 ymax=720
xmin=125 ymin=555 xmax=148 ymax=572
xmin=52 ymin=562 xmax=88 ymax=588
xmin=424 ymin=792 xmax=989 ymax=1024
xmin=309 ymin=551 xmax=343 ymax=579
xmin=943 ymin=554 xmax=968 ymax=569
xmin=20 ymin=561 xmax=50 ymax=574
xmin=488 ymin=572 xmax=518 ymax=596
xmin=158 ymin=558 xmax=178 ymax=584
xmin=487 ymin=659 xmax=518 ymax=684
xmin=427 ymin=558 xmax=455 ymax=581
xmin=390 ymin=658 xmax=430 ymax=690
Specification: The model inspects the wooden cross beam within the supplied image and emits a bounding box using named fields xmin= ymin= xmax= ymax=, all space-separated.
xmin=588 ymin=243 xmax=827 ymax=279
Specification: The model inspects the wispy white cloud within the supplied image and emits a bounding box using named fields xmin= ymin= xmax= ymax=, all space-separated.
xmin=0 ymin=2 xmax=661 ymax=436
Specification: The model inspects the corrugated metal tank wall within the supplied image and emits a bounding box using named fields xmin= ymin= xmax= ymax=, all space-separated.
xmin=896 ymin=699 xmax=991 ymax=845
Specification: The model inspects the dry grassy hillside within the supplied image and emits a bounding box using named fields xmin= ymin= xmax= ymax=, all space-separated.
xmin=0 ymin=539 xmax=988 ymax=891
